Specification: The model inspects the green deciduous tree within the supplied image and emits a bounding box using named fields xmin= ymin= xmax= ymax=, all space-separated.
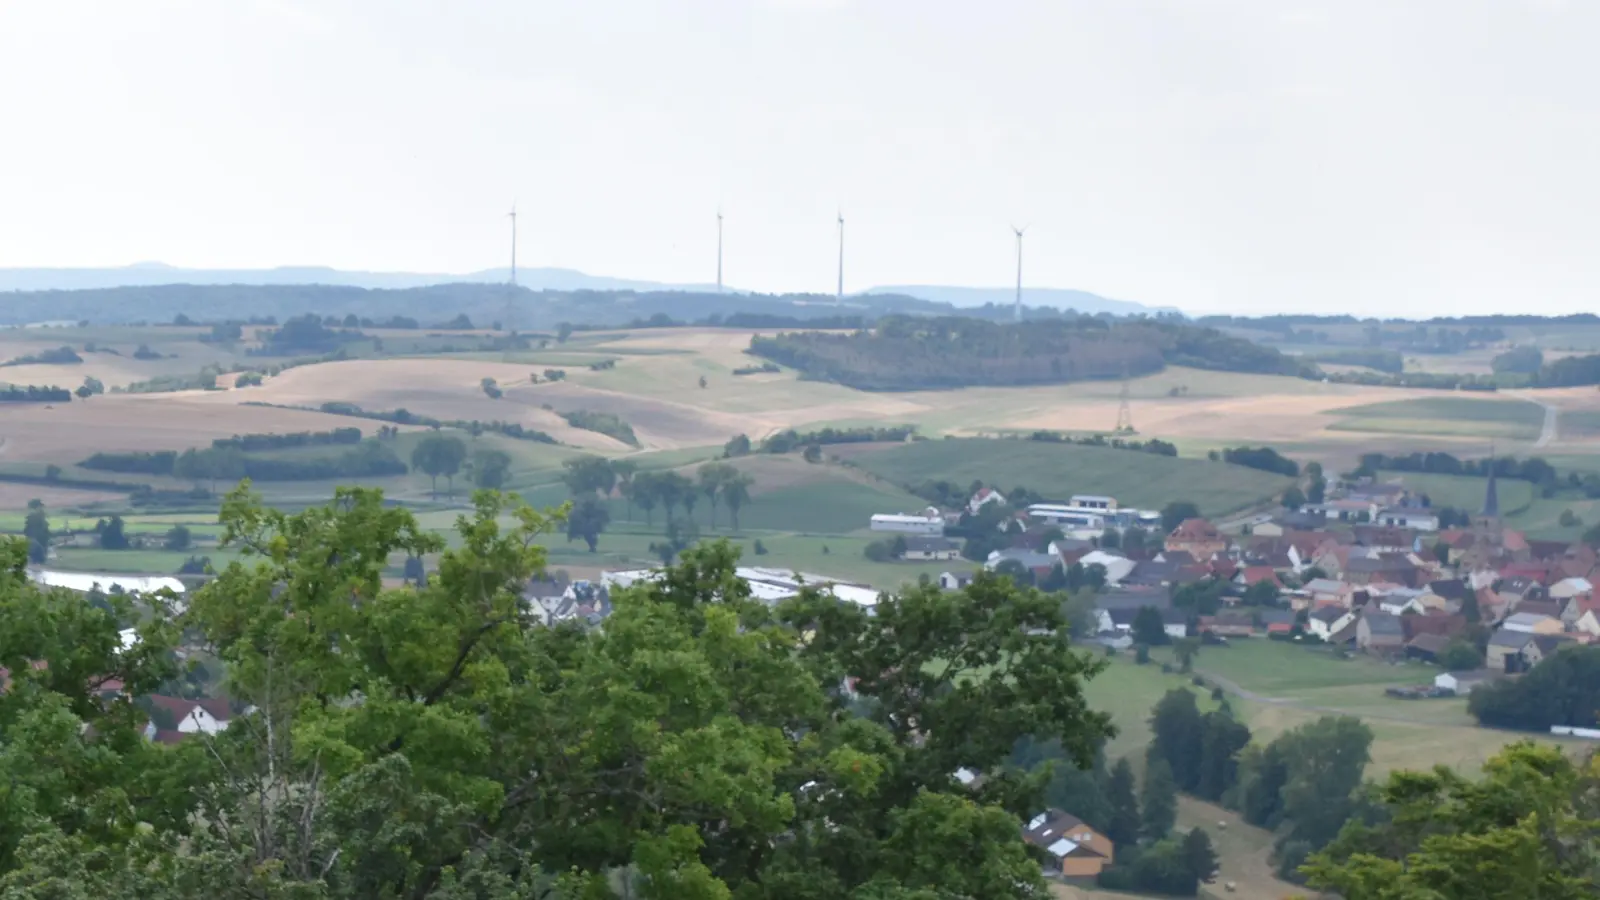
xmin=410 ymin=432 xmax=468 ymax=498
xmin=1182 ymin=827 xmax=1220 ymax=886
xmin=1132 ymin=605 xmax=1169 ymax=647
xmin=1141 ymin=757 xmax=1179 ymax=841
xmin=0 ymin=483 xmax=1120 ymax=899
xmin=566 ymin=496 xmax=610 ymax=552
xmin=1161 ymin=501 xmax=1200 ymax=535
xmin=470 ymin=448 xmax=512 ymax=490
xmin=1303 ymin=742 xmax=1598 ymax=899
xmin=1105 ymin=757 xmax=1142 ymax=849
xmin=163 ymin=524 xmax=192 ymax=551
xmin=721 ymin=472 xmax=753 ymax=531
xmin=1149 ymin=688 xmax=1204 ymax=792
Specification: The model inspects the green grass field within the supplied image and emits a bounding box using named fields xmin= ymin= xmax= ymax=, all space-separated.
xmin=1327 ymin=396 xmax=1544 ymax=441
xmin=1389 ymin=471 xmax=1600 ymax=540
xmin=1091 ymin=640 xmax=1588 ymax=780
xmin=833 ymin=439 xmax=1293 ymax=516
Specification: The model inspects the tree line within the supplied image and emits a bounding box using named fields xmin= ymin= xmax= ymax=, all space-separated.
xmin=558 ymin=409 xmax=638 ymax=447
xmin=304 ymin=401 xmax=560 ymax=444
xmin=0 ymin=488 xmax=1119 ymax=898
xmin=0 ymin=384 xmax=72 ymax=403
xmin=1145 ymin=687 xmax=1375 ymax=882
xmin=1468 ymin=644 xmax=1600 ymax=731
xmin=722 ymin=425 xmax=919 ymax=457
xmin=1025 ymin=430 xmax=1179 ymax=456
xmin=210 ymin=427 xmax=364 ymax=452
xmin=748 ymin=315 xmax=1314 ymax=391
xmin=557 ymin=455 xmax=756 ymax=554
xmin=1215 ymin=446 xmax=1300 ymax=477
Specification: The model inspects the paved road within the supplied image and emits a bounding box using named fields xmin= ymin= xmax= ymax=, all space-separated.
xmin=1512 ymin=392 xmax=1560 ymax=448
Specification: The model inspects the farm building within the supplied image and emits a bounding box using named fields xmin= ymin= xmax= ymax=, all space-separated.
xmin=1433 ymin=670 xmax=1498 ymax=695
xmin=1376 ymin=507 xmax=1440 ymax=532
xmin=869 ymin=513 xmax=944 ymax=536
xmin=902 ymin=536 xmax=961 ymax=561
xmin=31 ymin=570 xmax=186 ymax=597
xmin=1023 ymin=810 xmax=1114 ymax=878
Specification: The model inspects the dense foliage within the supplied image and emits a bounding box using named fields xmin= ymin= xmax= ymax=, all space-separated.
xmin=1468 ymin=645 xmax=1600 ymax=731
xmin=1024 ymin=431 xmax=1179 ymax=456
xmin=748 ymin=315 xmax=1313 ymax=391
xmin=1219 ymin=446 xmax=1300 ymax=477
xmin=210 ymin=427 xmax=364 ymax=452
xmin=1491 ymin=345 xmax=1545 ymax=374
xmin=1305 ymin=347 xmax=1404 ymax=373
xmin=0 ymin=345 xmax=83 ymax=367
xmin=0 ymin=384 xmax=72 ymax=403
xmin=1303 ymin=743 xmax=1599 ymax=898
xmin=753 ymin=425 xmax=918 ymax=454
xmin=559 ymin=409 xmax=639 ymax=447
xmin=0 ymin=485 xmax=1116 ymax=899
xmin=253 ymin=313 xmax=369 ymax=355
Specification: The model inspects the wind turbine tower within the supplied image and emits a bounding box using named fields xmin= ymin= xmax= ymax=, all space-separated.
xmin=502 ymin=204 xmax=519 ymax=333
xmin=1012 ymin=225 xmax=1027 ymax=323
xmin=836 ymin=211 xmax=845 ymax=304
xmin=716 ymin=209 xmax=724 ymax=293
xmin=508 ymin=205 xmax=518 ymax=286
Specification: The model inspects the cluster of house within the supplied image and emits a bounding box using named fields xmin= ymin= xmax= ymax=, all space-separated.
xmin=869 ymin=489 xmax=1164 ymax=561
xmin=1302 ymin=479 xmax=1443 ymax=531
xmin=935 ymin=474 xmax=1600 ymax=686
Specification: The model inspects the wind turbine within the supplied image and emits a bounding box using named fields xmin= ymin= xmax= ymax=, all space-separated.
xmin=501 ymin=204 xmax=519 ymax=334
xmin=508 ymin=204 xmax=518 ymax=286
xmin=1011 ymin=224 xmax=1027 ymax=323
xmin=836 ymin=210 xmax=845 ymax=303
xmin=716 ymin=208 xmax=724 ymax=293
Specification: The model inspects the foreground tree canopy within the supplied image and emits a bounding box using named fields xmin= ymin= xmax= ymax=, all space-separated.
xmin=1303 ymin=742 xmax=1600 ymax=898
xmin=0 ymin=485 xmax=1113 ymax=899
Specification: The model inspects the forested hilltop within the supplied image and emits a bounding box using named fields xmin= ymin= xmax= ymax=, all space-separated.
xmin=748 ymin=315 xmax=1316 ymax=390
xmin=0 ymin=283 xmax=1102 ymax=329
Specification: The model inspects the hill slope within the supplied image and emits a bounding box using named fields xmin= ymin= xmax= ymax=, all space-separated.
xmin=834 ymin=439 xmax=1294 ymax=516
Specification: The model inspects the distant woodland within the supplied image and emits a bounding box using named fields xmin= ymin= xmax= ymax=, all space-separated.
xmin=747 ymin=315 xmax=1313 ymax=390
xmin=0 ymin=283 xmax=1074 ymax=329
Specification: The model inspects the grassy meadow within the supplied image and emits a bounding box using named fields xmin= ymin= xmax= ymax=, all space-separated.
xmin=832 ymin=439 xmax=1294 ymax=516
xmin=1327 ymin=396 xmax=1545 ymax=441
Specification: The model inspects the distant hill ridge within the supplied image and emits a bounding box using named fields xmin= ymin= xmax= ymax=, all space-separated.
xmin=0 ymin=263 xmax=1154 ymax=315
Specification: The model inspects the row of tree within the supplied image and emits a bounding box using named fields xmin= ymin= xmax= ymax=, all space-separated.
xmin=1145 ymin=687 xmax=1376 ymax=881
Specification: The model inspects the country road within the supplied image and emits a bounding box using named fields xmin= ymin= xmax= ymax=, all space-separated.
xmin=1512 ymin=392 xmax=1560 ymax=448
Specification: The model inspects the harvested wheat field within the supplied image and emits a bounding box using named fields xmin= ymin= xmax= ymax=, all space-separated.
xmin=190 ymin=359 xmax=630 ymax=451
xmin=0 ymin=393 xmax=408 ymax=462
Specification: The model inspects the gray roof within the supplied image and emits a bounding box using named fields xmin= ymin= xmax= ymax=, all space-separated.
xmin=1096 ymin=590 xmax=1172 ymax=612
xmin=1488 ymin=628 xmax=1535 ymax=649
xmin=1362 ymin=611 xmax=1404 ymax=635
xmin=1259 ymin=610 xmax=1296 ymax=626
xmin=1311 ymin=606 xmax=1347 ymax=624
xmin=1427 ymin=579 xmax=1469 ymax=601
xmin=1503 ymin=612 xmax=1556 ymax=629
xmin=990 ymin=549 xmax=1058 ymax=570
xmin=904 ymin=535 xmax=957 ymax=552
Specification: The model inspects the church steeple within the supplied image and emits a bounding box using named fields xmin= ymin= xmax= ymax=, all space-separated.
xmin=1483 ymin=453 xmax=1500 ymax=519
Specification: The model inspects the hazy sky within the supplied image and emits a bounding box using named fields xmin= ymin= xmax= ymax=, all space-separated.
xmin=3 ymin=0 xmax=1598 ymax=316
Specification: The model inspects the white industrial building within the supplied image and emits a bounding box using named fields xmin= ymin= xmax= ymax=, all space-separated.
xmin=603 ymin=566 xmax=883 ymax=609
xmin=869 ymin=513 xmax=945 ymax=536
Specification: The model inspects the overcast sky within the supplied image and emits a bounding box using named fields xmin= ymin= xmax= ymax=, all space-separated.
xmin=2 ymin=0 xmax=1598 ymax=316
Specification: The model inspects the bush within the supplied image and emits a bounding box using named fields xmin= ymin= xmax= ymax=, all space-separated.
xmin=0 ymin=385 xmax=72 ymax=403
xmin=1 ymin=346 xmax=82 ymax=367
xmin=559 ymin=410 xmax=639 ymax=447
